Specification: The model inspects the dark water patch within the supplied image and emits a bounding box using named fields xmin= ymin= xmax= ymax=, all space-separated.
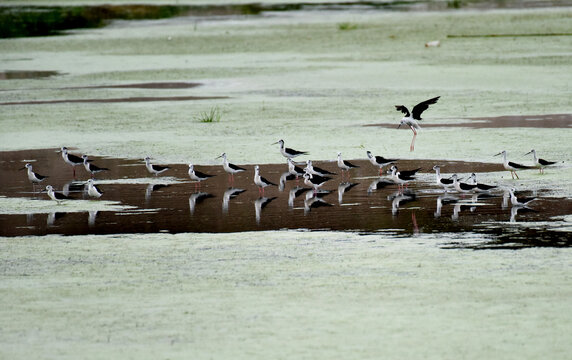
xmin=1 ymin=148 xmax=570 ymax=247
xmin=66 ymin=82 xmax=202 ymax=90
xmin=367 ymin=114 xmax=572 ymax=130
xmin=0 ymin=70 xmax=60 ymax=80
xmin=448 ymin=33 xmax=572 ymax=38
xmin=0 ymin=95 xmax=228 ymax=106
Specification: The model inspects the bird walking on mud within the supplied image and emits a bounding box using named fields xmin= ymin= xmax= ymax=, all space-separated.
xmin=495 ymin=150 xmax=530 ymax=179
xmin=217 ymin=152 xmax=246 ymax=183
xmin=524 ymin=149 xmax=557 ymax=174
xmin=366 ymin=151 xmax=397 ymax=176
xmin=273 ymin=139 xmax=308 ymax=159
xmin=254 ymin=165 xmax=276 ymax=195
xmin=21 ymin=163 xmax=48 ymax=189
xmin=395 ymin=96 xmax=440 ymax=151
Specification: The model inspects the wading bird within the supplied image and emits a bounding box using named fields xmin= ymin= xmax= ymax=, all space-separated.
xmin=395 ymin=96 xmax=440 ymax=151
xmin=524 ymin=149 xmax=557 ymax=174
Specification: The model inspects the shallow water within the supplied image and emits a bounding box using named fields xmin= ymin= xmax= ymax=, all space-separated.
xmin=2 ymin=149 xmax=570 ymax=248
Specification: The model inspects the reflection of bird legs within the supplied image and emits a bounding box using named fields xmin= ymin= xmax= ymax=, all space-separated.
xmin=412 ymin=212 xmax=419 ymax=234
xmin=409 ymin=126 xmax=417 ymax=152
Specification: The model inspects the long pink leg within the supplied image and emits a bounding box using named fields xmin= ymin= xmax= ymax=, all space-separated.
xmin=409 ymin=126 xmax=417 ymax=152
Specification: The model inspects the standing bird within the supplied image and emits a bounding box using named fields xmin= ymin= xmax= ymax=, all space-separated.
xmin=86 ymin=179 xmax=103 ymax=198
xmin=451 ymin=174 xmax=477 ymax=194
xmin=254 ymin=165 xmax=276 ymax=195
xmin=508 ymin=188 xmax=536 ymax=207
xmin=188 ymin=164 xmax=215 ymax=188
xmin=273 ymin=139 xmax=308 ymax=159
xmin=287 ymin=158 xmax=305 ymax=179
xmin=390 ymin=167 xmax=417 ymax=191
xmin=60 ymin=147 xmax=84 ymax=176
xmin=144 ymin=156 xmax=169 ymax=176
xmin=337 ymin=152 xmax=359 ymax=179
xmin=366 ymin=151 xmax=397 ymax=176
xmin=468 ymin=173 xmax=497 ymax=192
xmin=494 ymin=150 xmax=530 ymax=179
xmin=389 ymin=165 xmax=422 ymax=179
xmin=395 ymin=96 xmax=440 ymax=151
xmin=21 ymin=163 xmax=48 ymax=189
xmin=43 ymin=185 xmax=70 ymax=204
xmin=432 ymin=165 xmax=454 ymax=192
xmin=304 ymin=159 xmax=336 ymax=177
xmin=216 ymin=152 xmax=246 ymax=183
xmin=303 ymin=172 xmax=332 ymax=193
xmin=524 ymin=149 xmax=557 ymax=174
xmin=82 ymin=155 xmax=109 ymax=178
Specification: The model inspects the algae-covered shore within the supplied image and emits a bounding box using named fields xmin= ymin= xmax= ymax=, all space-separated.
xmin=1 ymin=2 xmax=572 ymax=359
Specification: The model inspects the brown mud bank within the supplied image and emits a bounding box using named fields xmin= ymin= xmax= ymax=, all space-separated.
xmin=1 ymin=149 xmax=571 ymax=248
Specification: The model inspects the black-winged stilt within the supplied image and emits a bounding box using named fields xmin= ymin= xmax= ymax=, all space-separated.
xmin=43 ymin=185 xmax=70 ymax=203
xmin=304 ymin=160 xmax=336 ymax=177
xmin=216 ymin=152 xmax=246 ymax=182
xmin=508 ymin=187 xmax=536 ymax=207
xmin=254 ymin=165 xmax=276 ymax=195
xmin=432 ymin=165 xmax=454 ymax=192
xmin=188 ymin=164 xmax=215 ymax=188
xmin=21 ymin=163 xmax=48 ymax=189
xmin=303 ymin=172 xmax=331 ymax=193
xmin=337 ymin=152 xmax=359 ymax=179
xmin=451 ymin=174 xmax=477 ymax=193
xmin=494 ymin=150 xmax=530 ymax=179
xmin=86 ymin=179 xmax=103 ymax=198
xmin=60 ymin=147 xmax=84 ymax=176
xmin=273 ymin=139 xmax=308 ymax=159
xmin=468 ymin=173 xmax=497 ymax=192
xmin=395 ymin=96 xmax=440 ymax=151
xmin=366 ymin=151 xmax=397 ymax=176
xmin=144 ymin=156 xmax=169 ymax=176
xmin=82 ymin=155 xmax=109 ymax=178
xmin=287 ymin=158 xmax=305 ymax=178
xmin=524 ymin=149 xmax=556 ymax=174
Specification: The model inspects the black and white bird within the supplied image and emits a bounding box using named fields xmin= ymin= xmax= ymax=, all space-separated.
xmin=82 ymin=155 xmax=109 ymax=178
xmin=432 ymin=165 xmax=454 ymax=192
xmin=494 ymin=150 xmax=531 ymax=179
xmin=390 ymin=166 xmax=418 ymax=191
xmin=188 ymin=164 xmax=215 ymax=187
xmin=337 ymin=152 xmax=359 ymax=178
xmin=304 ymin=160 xmax=336 ymax=177
xmin=222 ymin=188 xmax=246 ymax=214
xmin=468 ymin=173 xmax=497 ymax=192
xmin=43 ymin=185 xmax=70 ymax=203
xmin=337 ymin=182 xmax=358 ymax=204
xmin=86 ymin=179 xmax=103 ymax=198
xmin=144 ymin=156 xmax=169 ymax=176
xmin=451 ymin=174 xmax=477 ymax=193
xmin=508 ymin=187 xmax=536 ymax=207
xmin=303 ymin=172 xmax=332 ymax=193
xmin=395 ymin=96 xmax=440 ymax=151
xmin=273 ymin=139 xmax=308 ymax=159
xmin=21 ymin=163 xmax=48 ymax=187
xmin=287 ymin=158 xmax=305 ymax=178
xmin=366 ymin=151 xmax=397 ymax=176
xmin=217 ymin=152 xmax=246 ymax=182
xmin=60 ymin=147 xmax=84 ymax=176
xmin=254 ymin=165 xmax=276 ymax=195
xmin=524 ymin=149 xmax=557 ymax=174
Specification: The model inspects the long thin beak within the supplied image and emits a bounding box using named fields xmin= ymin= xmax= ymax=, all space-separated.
xmin=494 ymin=152 xmax=502 ymax=156
xmin=524 ymin=151 xmax=532 ymax=155
xmin=215 ymin=155 xmax=222 ymax=159
xmin=271 ymin=141 xmax=279 ymax=145
xmin=397 ymin=123 xmax=402 ymax=129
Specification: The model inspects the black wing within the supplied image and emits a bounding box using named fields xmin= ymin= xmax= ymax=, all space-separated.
xmin=90 ymin=164 xmax=109 ymax=172
xmin=459 ymin=182 xmax=477 ymax=191
xmin=54 ymin=191 xmax=71 ymax=200
xmin=229 ymin=163 xmax=246 ymax=171
xmin=440 ymin=177 xmax=454 ymax=185
xmin=260 ymin=176 xmax=277 ymax=186
xmin=37 ymin=173 xmax=49 ymax=181
xmin=312 ymin=174 xmax=332 ymax=184
xmin=286 ymin=147 xmax=309 ymax=156
xmin=343 ymin=160 xmax=359 ymax=168
xmin=195 ymin=170 xmax=214 ymax=178
xmin=400 ymin=168 xmax=422 ymax=177
xmin=411 ymin=96 xmax=440 ymax=120
xmin=152 ymin=164 xmax=169 ymax=172
xmin=538 ymin=158 xmax=557 ymax=166
xmin=508 ymin=161 xmax=530 ymax=170
xmin=395 ymin=105 xmax=410 ymax=117
xmin=67 ymin=153 xmax=84 ymax=164
xmin=313 ymin=166 xmax=336 ymax=175
xmin=477 ymin=183 xmax=496 ymax=191
xmin=375 ymin=156 xmax=398 ymax=164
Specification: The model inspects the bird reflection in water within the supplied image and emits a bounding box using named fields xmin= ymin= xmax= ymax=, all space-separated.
xmin=47 ymin=212 xmax=66 ymax=226
xmin=288 ymin=186 xmax=308 ymax=208
xmin=337 ymin=182 xmax=358 ymax=204
xmin=279 ymin=172 xmax=296 ymax=192
xmin=189 ymin=192 xmax=214 ymax=215
xmin=145 ymin=183 xmax=169 ymax=202
xmin=434 ymin=193 xmax=458 ymax=218
xmin=222 ymin=188 xmax=245 ymax=214
xmin=255 ymin=196 xmax=277 ymax=225
xmin=388 ymin=190 xmax=416 ymax=216
xmin=304 ymin=191 xmax=333 ymax=215
xmin=88 ymin=210 xmax=98 ymax=227
xmin=367 ymin=178 xmax=394 ymax=194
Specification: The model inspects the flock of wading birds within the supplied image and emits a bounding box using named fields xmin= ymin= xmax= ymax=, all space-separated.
xmin=21 ymin=97 xmax=558 ymax=213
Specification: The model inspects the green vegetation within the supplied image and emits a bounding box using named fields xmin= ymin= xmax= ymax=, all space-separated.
xmin=338 ymin=22 xmax=358 ymax=31
xmin=196 ymin=106 xmax=222 ymax=123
